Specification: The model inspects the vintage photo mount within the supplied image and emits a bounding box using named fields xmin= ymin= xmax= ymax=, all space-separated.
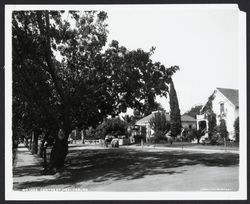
xmin=0 ymin=0 xmax=249 ymax=203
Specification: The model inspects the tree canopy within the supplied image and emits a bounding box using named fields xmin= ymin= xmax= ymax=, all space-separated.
xmin=185 ymin=105 xmax=203 ymax=119
xmin=13 ymin=10 xmax=179 ymax=138
xmin=12 ymin=10 xmax=179 ymax=168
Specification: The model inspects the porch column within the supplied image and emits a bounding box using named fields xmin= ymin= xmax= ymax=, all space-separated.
xmin=197 ymin=120 xmax=200 ymax=130
xmin=205 ymin=119 xmax=209 ymax=131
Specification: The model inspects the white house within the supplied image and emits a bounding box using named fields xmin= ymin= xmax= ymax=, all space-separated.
xmin=196 ymin=88 xmax=239 ymax=140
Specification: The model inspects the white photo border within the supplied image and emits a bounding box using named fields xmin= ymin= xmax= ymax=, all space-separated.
xmin=5 ymin=4 xmax=247 ymax=200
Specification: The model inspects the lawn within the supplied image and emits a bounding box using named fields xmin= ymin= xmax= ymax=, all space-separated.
xmin=13 ymin=145 xmax=239 ymax=191
xmin=140 ymin=141 xmax=239 ymax=151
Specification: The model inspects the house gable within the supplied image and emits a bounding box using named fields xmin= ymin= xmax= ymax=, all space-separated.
xmin=216 ymin=88 xmax=239 ymax=108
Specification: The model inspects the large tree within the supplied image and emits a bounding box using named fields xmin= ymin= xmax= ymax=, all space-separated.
xmin=12 ymin=10 xmax=179 ymax=170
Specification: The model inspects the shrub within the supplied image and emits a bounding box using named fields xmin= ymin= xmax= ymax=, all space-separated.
xmin=85 ymin=127 xmax=96 ymax=139
xmin=149 ymin=112 xmax=170 ymax=142
xmin=219 ymin=119 xmax=228 ymax=140
xmin=192 ymin=128 xmax=205 ymax=143
xmin=134 ymin=134 xmax=144 ymax=143
xmin=149 ymin=136 xmax=157 ymax=144
xmin=184 ymin=127 xmax=204 ymax=143
xmin=181 ymin=127 xmax=196 ymax=142
xmin=234 ymin=117 xmax=239 ymax=142
xmin=185 ymin=127 xmax=195 ymax=141
xmin=210 ymin=132 xmax=223 ymax=145
xmin=149 ymin=112 xmax=170 ymax=133
xmin=207 ymin=112 xmax=217 ymax=139
xmin=153 ymin=130 xmax=168 ymax=143
xmin=207 ymin=126 xmax=226 ymax=145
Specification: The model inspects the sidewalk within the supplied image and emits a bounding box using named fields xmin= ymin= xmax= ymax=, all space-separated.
xmin=13 ymin=143 xmax=41 ymax=168
xmin=13 ymin=143 xmax=55 ymax=191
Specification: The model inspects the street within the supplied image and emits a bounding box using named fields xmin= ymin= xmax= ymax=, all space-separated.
xmin=13 ymin=144 xmax=239 ymax=191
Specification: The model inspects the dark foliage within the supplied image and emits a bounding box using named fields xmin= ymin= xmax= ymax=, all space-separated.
xmin=185 ymin=105 xmax=203 ymax=119
xmin=219 ymin=119 xmax=228 ymax=139
xmin=210 ymin=130 xmax=224 ymax=145
xmin=190 ymin=128 xmax=205 ymax=144
xmin=200 ymin=93 xmax=217 ymax=140
xmin=169 ymin=79 xmax=181 ymax=137
xmin=12 ymin=10 xmax=179 ymax=168
xmin=95 ymin=117 xmax=128 ymax=139
xmin=201 ymin=93 xmax=215 ymax=114
xmin=234 ymin=117 xmax=239 ymax=142
xmin=149 ymin=112 xmax=170 ymax=133
xmin=207 ymin=112 xmax=217 ymax=139
xmin=149 ymin=111 xmax=170 ymax=142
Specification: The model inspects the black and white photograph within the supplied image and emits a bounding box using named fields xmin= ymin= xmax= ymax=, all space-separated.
xmin=4 ymin=4 xmax=247 ymax=200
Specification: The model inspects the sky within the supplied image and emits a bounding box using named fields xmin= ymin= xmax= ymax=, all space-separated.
xmin=102 ymin=6 xmax=239 ymax=114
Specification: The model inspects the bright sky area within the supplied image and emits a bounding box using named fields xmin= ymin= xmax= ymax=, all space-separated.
xmin=102 ymin=5 xmax=239 ymax=115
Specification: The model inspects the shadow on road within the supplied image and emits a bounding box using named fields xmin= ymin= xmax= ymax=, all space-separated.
xmin=14 ymin=148 xmax=239 ymax=190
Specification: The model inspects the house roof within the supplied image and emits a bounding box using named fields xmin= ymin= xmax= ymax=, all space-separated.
xmin=181 ymin=114 xmax=197 ymax=122
xmin=216 ymin=88 xmax=239 ymax=107
xmin=135 ymin=111 xmax=195 ymax=126
xmin=135 ymin=112 xmax=169 ymax=126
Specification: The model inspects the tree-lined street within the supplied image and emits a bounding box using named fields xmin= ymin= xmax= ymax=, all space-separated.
xmin=13 ymin=10 xmax=179 ymax=170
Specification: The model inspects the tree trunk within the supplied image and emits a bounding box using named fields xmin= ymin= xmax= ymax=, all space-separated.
xmin=25 ymin=136 xmax=29 ymax=147
xmin=29 ymin=133 xmax=32 ymax=150
xmin=49 ymin=128 xmax=69 ymax=171
xmin=81 ymin=129 xmax=85 ymax=144
xmin=50 ymin=138 xmax=68 ymax=169
xmin=31 ymin=132 xmax=38 ymax=154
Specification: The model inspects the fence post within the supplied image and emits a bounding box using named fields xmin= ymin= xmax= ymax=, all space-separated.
xmin=29 ymin=133 xmax=33 ymax=150
xmin=43 ymin=145 xmax=47 ymax=171
xmin=224 ymin=138 xmax=227 ymax=152
xmin=141 ymin=139 xmax=144 ymax=148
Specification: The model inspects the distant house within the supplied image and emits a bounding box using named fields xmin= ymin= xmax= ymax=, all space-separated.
xmin=135 ymin=111 xmax=196 ymax=141
xmin=181 ymin=114 xmax=198 ymax=129
xmin=196 ymin=88 xmax=239 ymax=140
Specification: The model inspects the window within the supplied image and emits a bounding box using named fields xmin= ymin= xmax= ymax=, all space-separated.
xmin=220 ymin=103 xmax=224 ymax=114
